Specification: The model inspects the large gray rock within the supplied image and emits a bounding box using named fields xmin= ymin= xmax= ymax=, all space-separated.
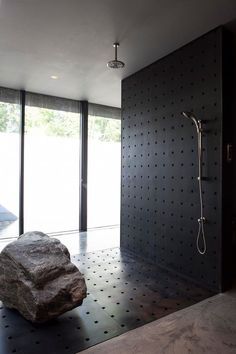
xmin=0 ymin=231 xmax=87 ymax=323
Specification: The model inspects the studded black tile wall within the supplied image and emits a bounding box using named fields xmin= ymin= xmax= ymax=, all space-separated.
xmin=121 ymin=27 xmax=231 ymax=292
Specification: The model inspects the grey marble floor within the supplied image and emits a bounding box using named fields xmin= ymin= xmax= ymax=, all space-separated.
xmin=79 ymin=284 xmax=236 ymax=354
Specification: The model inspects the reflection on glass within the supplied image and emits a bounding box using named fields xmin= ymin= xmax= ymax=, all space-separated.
xmin=24 ymin=106 xmax=80 ymax=234
xmin=88 ymin=115 xmax=121 ymax=228
xmin=0 ymin=100 xmax=20 ymax=239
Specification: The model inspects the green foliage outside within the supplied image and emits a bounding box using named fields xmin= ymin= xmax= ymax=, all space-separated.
xmin=25 ymin=106 xmax=80 ymax=138
xmin=88 ymin=115 xmax=121 ymax=142
xmin=0 ymin=103 xmax=20 ymax=133
xmin=0 ymin=103 xmax=121 ymax=142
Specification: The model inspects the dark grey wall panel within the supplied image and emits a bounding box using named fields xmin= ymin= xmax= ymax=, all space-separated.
xmin=121 ymin=27 xmax=226 ymax=292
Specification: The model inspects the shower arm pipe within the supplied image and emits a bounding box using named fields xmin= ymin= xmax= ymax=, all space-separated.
xmin=114 ymin=43 xmax=118 ymax=61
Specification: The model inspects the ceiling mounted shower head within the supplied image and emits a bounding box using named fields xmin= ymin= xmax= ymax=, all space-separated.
xmin=107 ymin=43 xmax=125 ymax=69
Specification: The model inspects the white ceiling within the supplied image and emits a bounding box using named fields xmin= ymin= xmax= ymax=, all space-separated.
xmin=0 ymin=0 xmax=236 ymax=107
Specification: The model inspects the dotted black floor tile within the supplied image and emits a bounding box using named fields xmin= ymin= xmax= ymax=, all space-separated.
xmin=0 ymin=247 xmax=214 ymax=354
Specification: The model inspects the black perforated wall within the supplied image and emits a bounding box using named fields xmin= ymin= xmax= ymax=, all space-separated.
xmin=121 ymin=27 xmax=229 ymax=292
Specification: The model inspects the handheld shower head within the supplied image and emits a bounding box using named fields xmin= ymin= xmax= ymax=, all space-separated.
xmin=182 ymin=111 xmax=195 ymax=120
xmin=182 ymin=111 xmax=200 ymax=133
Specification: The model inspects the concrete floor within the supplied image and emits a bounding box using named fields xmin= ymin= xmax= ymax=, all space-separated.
xmin=79 ymin=284 xmax=236 ymax=354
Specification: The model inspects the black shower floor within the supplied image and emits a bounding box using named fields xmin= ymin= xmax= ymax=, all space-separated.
xmin=0 ymin=247 xmax=213 ymax=354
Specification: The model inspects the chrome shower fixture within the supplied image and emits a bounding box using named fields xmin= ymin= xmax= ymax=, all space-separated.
xmin=107 ymin=43 xmax=125 ymax=69
xmin=182 ymin=111 xmax=206 ymax=255
xmin=182 ymin=111 xmax=202 ymax=133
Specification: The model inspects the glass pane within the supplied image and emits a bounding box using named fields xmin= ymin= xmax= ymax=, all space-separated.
xmin=88 ymin=115 xmax=121 ymax=228
xmin=0 ymin=98 xmax=20 ymax=239
xmin=24 ymin=105 xmax=80 ymax=234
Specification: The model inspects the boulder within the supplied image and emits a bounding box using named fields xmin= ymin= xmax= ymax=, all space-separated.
xmin=0 ymin=231 xmax=87 ymax=323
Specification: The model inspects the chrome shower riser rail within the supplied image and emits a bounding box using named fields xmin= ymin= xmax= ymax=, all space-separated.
xmin=182 ymin=112 xmax=206 ymax=255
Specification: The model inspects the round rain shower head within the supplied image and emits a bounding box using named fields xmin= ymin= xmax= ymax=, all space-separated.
xmin=107 ymin=43 xmax=125 ymax=69
xmin=107 ymin=59 xmax=125 ymax=69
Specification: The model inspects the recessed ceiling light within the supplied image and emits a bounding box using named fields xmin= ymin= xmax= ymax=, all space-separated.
xmin=50 ymin=75 xmax=58 ymax=79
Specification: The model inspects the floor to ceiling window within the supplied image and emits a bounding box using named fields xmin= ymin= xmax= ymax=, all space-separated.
xmin=0 ymin=88 xmax=121 ymax=240
xmin=0 ymin=88 xmax=20 ymax=239
xmin=87 ymin=105 xmax=121 ymax=228
xmin=24 ymin=93 xmax=80 ymax=234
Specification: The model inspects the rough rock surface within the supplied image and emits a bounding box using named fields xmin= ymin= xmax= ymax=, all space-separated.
xmin=0 ymin=231 xmax=87 ymax=323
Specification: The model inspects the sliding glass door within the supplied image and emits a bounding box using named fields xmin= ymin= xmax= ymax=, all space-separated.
xmin=87 ymin=112 xmax=121 ymax=228
xmin=0 ymin=89 xmax=20 ymax=239
xmin=24 ymin=94 xmax=80 ymax=234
